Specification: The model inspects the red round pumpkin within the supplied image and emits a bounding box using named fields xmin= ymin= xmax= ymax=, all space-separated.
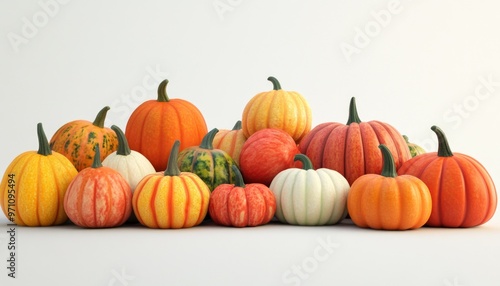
xmin=299 ymin=97 xmax=411 ymax=185
xmin=125 ymin=79 xmax=208 ymax=171
xmin=398 ymin=126 xmax=497 ymax=227
xmin=209 ymin=165 xmax=276 ymax=227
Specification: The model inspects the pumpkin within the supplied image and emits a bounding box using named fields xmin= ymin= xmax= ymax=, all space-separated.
xmin=0 ymin=123 xmax=78 ymax=226
xmin=212 ymin=120 xmax=247 ymax=165
xmin=132 ymin=140 xmax=211 ymax=229
xmin=299 ymin=97 xmax=411 ymax=185
xmin=209 ymin=165 xmax=276 ymax=227
xmin=125 ymin=79 xmax=208 ymax=171
xmin=269 ymin=154 xmax=350 ymax=225
xmin=239 ymin=128 xmax=301 ymax=186
xmin=177 ymin=128 xmax=237 ymax=191
xmin=347 ymin=144 xmax=432 ymax=230
xmin=241 ymin=76 xmax=312 ymax=143
xmin=403 ymin=135 xmax=426 ymax=157
xmin=50 ymin=106 xmax=118 ymax=171
xmin=398 ymin=126 xmax=497 ymax=227
xmin=64 ymin=145 xmax=132 ymax=228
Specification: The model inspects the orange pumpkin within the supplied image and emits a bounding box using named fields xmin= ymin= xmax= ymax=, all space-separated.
xmin=242 ymin=76 xmax=312 ymax=143
xmin=299 ymin=97 xmax=411 ymax=185
xmin=125 ymin=79 xmax=208 ymax=171
xmin=398 ymin=126 xmax=497 ymax=227
xmin=347 ymin=145 xmax=432 ymax=230
xmin=50 ymin=106 xmax=118 ymax=171
xmin=0 ymin=123 xmax=78 ymax=226
xmin=212 ymin=120 xmax=247 ymax=165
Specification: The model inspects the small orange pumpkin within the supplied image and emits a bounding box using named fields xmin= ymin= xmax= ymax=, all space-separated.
xmin=212 ymin=120 xmax=247 ymax=165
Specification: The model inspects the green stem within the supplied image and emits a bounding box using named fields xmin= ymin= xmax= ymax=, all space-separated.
xmin=232 ymin=165 xmax=245 ymax=188
xmin=232 ymin=120 xmax=242 ymax=130
xmin=92 ymin=106 xmax=110 ymax=128
xmin=379 ymin=144 xmax=397 ymax=178
xmin=294 ymin=154 xmax=313 ymax=170
xmin=200 ymin=128 xmax=219 ymax=150
xmin=403 ymin=135 xmax=410 ymax=143
xmin=267 ymin=76 xmax=282 ymax=90
xmin=346 ymin=97 xmax=362 ymax=125
xmin=37 ymin=123 xmax=52 ymax=156
xmin=157 ymin=79 xmax=170 ymax=102
xmin=111 ymin=125 xmax=131 ymax=156
xmin=164 ymin=140 xmax=181 ymax=176
xmin=431 ymin=125 xmax=453 ymax=157
xmin=92 ymin=144 xmax=103 ymax=168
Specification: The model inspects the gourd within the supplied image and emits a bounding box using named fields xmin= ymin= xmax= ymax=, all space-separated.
xmin=403 ymin=135 xmax=426 ymax=157
xmin=209 ymin=165 xmax=276 ymax=227
xmin=212 ymin=120 xmax=247 ymax=165
xmin=242 ymin=76 xmax=312 ymax=143
xmin=347 ymin=145 xmax=432 ymax=230
xmin=0 ymin=123 xmax=78 ymax=226
xmin=132 ymin=140 xmax=211 ymax=229
xmin=270 ymin=154 xmax=350 ymax=225
xmin=398 ymin=126 xmax=497 ymax=227
xmin=49 ymin=106 xmax=118 ymax=171
xmin=125 ymin=79 xmax=208 ymax=171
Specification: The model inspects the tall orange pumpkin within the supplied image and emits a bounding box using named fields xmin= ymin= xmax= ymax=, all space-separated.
xmin=242 ymin=76 xmax=312 ymax=143
xmin=125 ymin=79 xmax=208 ymax=171
xmin=299 ymin=97 xmax=411 ymax=185
xmin=398 ymin=126 xmax=497 ymax=227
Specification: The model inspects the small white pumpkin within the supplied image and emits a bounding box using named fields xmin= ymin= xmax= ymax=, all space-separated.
xmin=102 ymin=125 xmax=156 ymax=191
xmin=269 ymin=154 xmax=350 ymax=225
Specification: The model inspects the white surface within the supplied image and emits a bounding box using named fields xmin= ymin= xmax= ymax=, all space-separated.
xmin=1 ymin=0 xmax=500 ymax=285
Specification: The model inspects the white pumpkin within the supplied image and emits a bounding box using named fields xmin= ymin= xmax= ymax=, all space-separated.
xmin=269 ymin=154 xmax=350 ymax=225
xmin=102 ymin=125 xmax=156 ymax=191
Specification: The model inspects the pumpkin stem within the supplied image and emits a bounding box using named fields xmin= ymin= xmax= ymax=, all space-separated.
xmin=232 ymin=165 xmax=245 ymax=188
xmin=232 ymin=120 xmax=242 ymax=130
xmin=267 ymin=76 xmax=282 ymax=90
xmin=200 ymin=128 xmax=219 ymax=150
xmin=92 ymin=106 xmax=110 ymax=128
xmin=165 ymin=140 xmax=181 ymax=176
xmin=37 ymin=123 xmax=52 ymax=156
xmin=111 ymin=125 xmax=131 ymax=156
xmin=294 ymin=154 xmax=313 ymax=170
xmin=379 ymin=144 xmax=397 ymax=178
xmin=92 ymin=144 xmax=103 ymax=168
xmin=157 ymin=79 xmax=170 ymax=102
xmin=431 ymin=125 xmax=453 ymax=157
xmin=403 ymin=135 xmax=410 ymax=143
xmin=346 ymin=97 xmax=362 ymax=125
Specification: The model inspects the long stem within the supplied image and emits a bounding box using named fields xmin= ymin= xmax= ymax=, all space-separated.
xmin=431 ymin=125 xmax=453 ymax=157
xmin=164 ymin=140 xmax=181 ymax=176
xmin=232 ymin=165 xmax=245 ymax=188
xmin=157 ymin=79 xmax=170 ymax=102
xmin=294 ymin=154 xmax=314 ymax=170
xmin=92 ymin=144 xmax=103 ymax=168
xmin=379 ymin=144 xmax=397 ymax=178
xmin=37 ymin=123 xmax=52 ymax=156
xmin=92 ymin=106 xmax=111 ymax=128
xmin=232 ymin=120 xmax=242 ymax=130
xmin=199 ymin=128 xmax=219 ymax=150
xmin=111 ymin=125 xmax=131 ymax=156
xmin=267 ymin=76 xmax=282 ymax=90
xmin=346 ymin=97 xmax=362 ymax=125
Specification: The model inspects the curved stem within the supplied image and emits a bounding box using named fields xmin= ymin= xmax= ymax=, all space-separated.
xmin=431 ymin=125 xmax=453 ymax=157
xmin=346 ymin=97 xmax=362 ymax=125
xmin=92 ymin=106 xmax=110 ymax=128
xmin=232 ymin=120 xmax=242 ymax=130
xmin=200 ymin=128 xmax=219 ymax=150
xmin=111 ymin=125 xmax=131 ymax=156
xmin=403 ymin=135 xmax=410 ymax=143
xmin=37 ymin=123 xmax=52 ymax=156
xmin=232 ymin=165 xmax=245 ymax=188
xmin=267 ymin=76 xmax=282 ymax=90
xmin=157 ymin=79 xmax=170 ymax=102
xmin=165 ymin=140 xmax=181 ymax=176
xmin=379 ymin=144 xmax=397 ymax=178
xmin=294 ymin=154 xmax=313 ymax=170
xmin=92 ymin=144 xmax=103 ymax=168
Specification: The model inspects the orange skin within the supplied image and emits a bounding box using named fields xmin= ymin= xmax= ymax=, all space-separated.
xmin=212 ymin=121 xmax=247 ymax=165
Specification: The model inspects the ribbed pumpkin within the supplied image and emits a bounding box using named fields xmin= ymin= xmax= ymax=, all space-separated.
xmin=133 ymin=140 xmax=211 ymax=229
xmin=209 ymin=165 xmax=276 ymax=227
xmin=125 ymin=79 xmax=208 ymax=171
xmin=347 ymin=145 xmax=432 ymax=230
xmin=242 ymin=76 xmax=312 ymax=143
xmin=403 ymin=135 xmax=426 ymax=157
xmin=0 ymin=123 xmax=78 ymax=226
xmin=50 ymin=106 xmax=118 ymax=171
xmin=64 ymin=145 xmax=132 ymax=228
xmin=270 ymin=154 xmax=350 ymax=226
xmin=212 ymin=120 xmax=247 ymax=165
xmin=398 ymin=126 xmax=497 ymax=227
xmin=177 ymin=128 xmax=237 ymax=191
xmin=299 ymin=97 xmax=411 ymax=185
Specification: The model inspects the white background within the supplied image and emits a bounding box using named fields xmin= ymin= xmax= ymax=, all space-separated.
xmin=1 ymin=0 xmax=500 ymax=285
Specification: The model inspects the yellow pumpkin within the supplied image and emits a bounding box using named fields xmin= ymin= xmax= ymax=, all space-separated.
xmin=0 ymin=123 xmax=78 ymax=226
